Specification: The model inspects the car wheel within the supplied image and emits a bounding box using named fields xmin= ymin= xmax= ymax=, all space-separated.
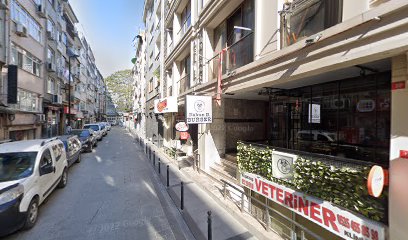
xmin=76 ymin=154 xmax=81 ymax=163
xmin=88 ymin=144 xmax=93 ymax=153
xmin=23 ymin=198 xmax=39 ymax=230
xmin=58 ymin=169 xmax=68 ymax=188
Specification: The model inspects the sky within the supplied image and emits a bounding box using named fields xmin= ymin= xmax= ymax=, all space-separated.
xmin=70 ymin=0 xmax=145 ymax=78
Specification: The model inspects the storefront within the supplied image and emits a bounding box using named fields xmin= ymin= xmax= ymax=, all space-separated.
xmin=268 ymin=71 xmax=390 ymax=165
xmin=43 ymin=105 xmax=62 ymax=137
xmin=236 ymin=71 xmax=391 ymax=239
xmin=153 ymin=96 xmax=178 ymax=148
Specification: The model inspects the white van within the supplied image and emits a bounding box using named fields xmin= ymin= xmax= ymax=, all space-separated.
xmin=0 ymin=138 xmax=68 ymax=236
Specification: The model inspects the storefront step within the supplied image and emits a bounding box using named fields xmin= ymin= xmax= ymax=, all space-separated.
xmin=221 ymin=158 xmax=238 ymax=169
xmin=210 ymin=163 xmax=239 ymax=185
xmin=224 ymin=153 xmax=237 ymax=163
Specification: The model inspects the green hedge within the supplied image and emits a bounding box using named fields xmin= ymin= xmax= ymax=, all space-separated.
xmin=237 ymin=142 xmax=387 ymax=223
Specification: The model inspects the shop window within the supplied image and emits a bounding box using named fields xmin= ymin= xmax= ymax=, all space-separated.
xmin=269 ymin=72 xmax=390 ymax=165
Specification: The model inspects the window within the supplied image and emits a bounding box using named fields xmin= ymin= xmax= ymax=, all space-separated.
xmin=268 ymin=72 xmax=391 ymax=165
xmin=52 ymin=144 xmax=64 ymax=161
xmin=10 ymin=0 xmax=42 ymax=43
xmin=9 ymin=88 xmax=41 ymax=112
xmin=213 ymin=0 xmax=254 ymax=77
xmin=62 ymin=33 xmax=67 ymax=46
xmin=47 ymin=48 xmax=55 ymax=64
xmin=148 ymin=79 xmax=154 ymax=93
xmin=47 ymin=78 xmax=55 ymax=94
xmin=10 ymin=43 xmax=41 ymax=77
xmin=179 ymin=2 xmax=191 ymax=37
xmin=40 ymin=149 xmax=52 ymax=169
xmin=47 ymin=18 xmax=54 ymax=33
xmin=281 ymin=0 xmax=343 ymax=47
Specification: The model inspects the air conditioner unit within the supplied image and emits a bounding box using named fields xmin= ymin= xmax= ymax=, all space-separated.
xmin=47 ymin=30 xmax=55 ymax=41
xmin=36 ymin=114 xmax=46 ymax=123
xmin=0 ymin=0 xmax=7 ymax=10
xmin=16 ymin=23 xmax=27 ymax=37
xmin=36 ymin=4 xmax=46 ymax=18
xmin=48 ymin=62 xmax=56 ymax=72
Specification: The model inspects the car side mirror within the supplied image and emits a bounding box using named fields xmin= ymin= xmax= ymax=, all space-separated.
xmin=40 ymin=165 xmax=54 ymax=175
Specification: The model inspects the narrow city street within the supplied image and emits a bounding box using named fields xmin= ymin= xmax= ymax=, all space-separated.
xmin=4 ymin=127 xmax=192 ymax=240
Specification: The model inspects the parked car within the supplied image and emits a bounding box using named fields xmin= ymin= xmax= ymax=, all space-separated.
xmin=58 ymin=135 xmax=82 ymax=167
xmin=83 ymin=123 xmax=103 ymax=141
xmin=98 ymin=123 xmax=107 ymax=136
xmin=104 ymin=122 xmax=111 ymax=131
xmin=71 ymin=129 xmax=97 ymax=152
xmin=0 ymin=138 xmax=68 ymax=236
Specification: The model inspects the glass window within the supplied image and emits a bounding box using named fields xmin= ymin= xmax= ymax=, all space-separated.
xmin=281 ymin=0 xmax=342 ymax=47
xmin=11 ymin=43 xmax=41 ymax=77
xmin=52 ymin=144 xmax=63 ymax=162
xmin=40 ymin=149 xmax=52 ymax=168
xmin=0 ymin=152 xmax=37 ymax=181
xmin=269 ymin=72 xmax=391 ymax=165
xmin=11 ymin=0 xmax=42 ymax=43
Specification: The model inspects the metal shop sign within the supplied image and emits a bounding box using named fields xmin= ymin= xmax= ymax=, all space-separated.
xmin=271 ymin=151 xmax=297 ymax=180
xmin=240 ymin=172 xmax=385 ymax=240
xmin=154 ymin=97 xmax=178 ymax=113
xmin=186 ymin=95 xmax=212 ymax=124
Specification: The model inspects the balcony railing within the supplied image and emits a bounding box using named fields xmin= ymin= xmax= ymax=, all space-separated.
xmin=208 ymin=32 xmax=254 ymax=80
xmin=177 ymin=74 xmax=190 ymax=95
xmin=280 ymin=0 xmax=342 ymax=47
xmin=165 ymin=40 xmax=173 ymax=58
xmin=176 ymin=14 xmax=191 ymax=42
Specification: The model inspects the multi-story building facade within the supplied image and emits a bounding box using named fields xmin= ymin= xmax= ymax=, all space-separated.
xmin=132 ymin=31 xmax=146 ymax=138
xmin=4 ymin=0 xmax=47 ymax=140
xmin=0 ymin=0 xmax=105 ymax=140
xmin=140 ymin=0 xmax=408 ymax=239
xmin=143 ymin=0 xmax=164 ymax=145
xmin=42 ymin=0 xmax=67 ymax=137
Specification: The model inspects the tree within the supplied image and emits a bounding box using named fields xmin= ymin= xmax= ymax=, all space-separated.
xmin=105 ymin=70 xmax=133 ymax=112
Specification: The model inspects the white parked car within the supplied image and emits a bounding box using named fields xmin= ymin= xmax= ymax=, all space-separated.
xmin=104 ymin=122 xmax=111 ymax=131
xmin=0 ymin=138 xmax=68 ymax=236
xmin=98 ymin=123 xmax=108 ymax=136
xmin=83 ymin=123 xmax=103 ymax=141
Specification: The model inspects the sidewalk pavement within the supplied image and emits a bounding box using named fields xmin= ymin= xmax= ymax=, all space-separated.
xmin=128 ymin=130 xmax=283 ymax=240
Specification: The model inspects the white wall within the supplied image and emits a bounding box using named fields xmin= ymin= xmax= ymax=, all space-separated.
xmin=390 ymin=54 xmax=408 ymax=240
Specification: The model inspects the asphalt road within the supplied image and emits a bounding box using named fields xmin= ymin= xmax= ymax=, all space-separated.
xmin=4 ymin=127 xmax=193 ymax=240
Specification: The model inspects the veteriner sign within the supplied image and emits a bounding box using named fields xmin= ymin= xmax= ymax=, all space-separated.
xmin=240 ymin=172 xmax=385 ymax=240
xmin=186 ymin=95 xmax=212 ymax=124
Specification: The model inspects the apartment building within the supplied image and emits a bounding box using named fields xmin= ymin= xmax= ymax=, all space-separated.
xmin=0 ymin=2 xmax=10 ymax=140
xmin=0 ymin=0 xmax=105 ymax=140
xmin=42 ymin=0 xmax=67 ymax=137
xmin=143 ymin=0 xmax=164 ymax=145
xmin=132 ymin=31 xmax=146 ymax=137
xmin=140 ymin=0 xmax=408 ymax=239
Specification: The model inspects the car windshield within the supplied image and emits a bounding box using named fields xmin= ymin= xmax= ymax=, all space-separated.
xmin=72 ymin=130 xmax=90 ymax=137
xmin=84 ymin=125 xmax=99 ymax=131
xmin=0 ymin=152 xmax=37 ymax=182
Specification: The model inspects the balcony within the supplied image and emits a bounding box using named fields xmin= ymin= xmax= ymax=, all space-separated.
xmin=280 ymin=0 xmax=342 ymax=48
xmin=177 ymin=74 xmax=189 ymax=95
xmin=176 ymin=14 xmax=191 ymax=43
xmin=209 ymin=32 xmax=254 ymax=80
xmin=166 ymin=40 xmax=173 ymax=58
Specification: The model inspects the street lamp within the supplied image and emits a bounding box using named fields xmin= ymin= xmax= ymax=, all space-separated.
xmin=67 ymin=49 xmax=79 ymax=127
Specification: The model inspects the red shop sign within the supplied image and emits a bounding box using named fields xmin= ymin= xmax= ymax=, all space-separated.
xmin=180 ymin=132 xmax=189 ymax=140
xmin=391 ymin=81 xmax=406 ymax=90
